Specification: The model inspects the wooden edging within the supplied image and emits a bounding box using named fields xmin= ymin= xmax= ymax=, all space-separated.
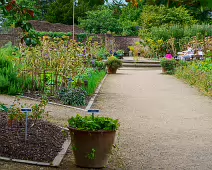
xmin=51 ymin=137 xmax=71 ymax=167
xmin=85 ymin=74 xmax=108 ymax=111
xmin=0 ymin=131 xmax=71 ymax=167
xmin=21 ymin=73 xmax=108 ymax=112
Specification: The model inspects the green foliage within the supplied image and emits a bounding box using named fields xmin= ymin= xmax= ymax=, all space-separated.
xmin=143 ymin=0 xmax=212 ymax=22
xmin=82 ymin=69 xmax=106 ymax=95
xmin=140 ymin=24 xmax=212 ymax=58
xmin=140 ymin=5 xmax=196 ymax=29
xmin=87 ymin=148 xmax=96 ymax=160
xmin=118 ymin=4 xmax=141 ymax=36
xmin=29 ymin=30 xmax=73 ymax=39
xmin=59 ymin=88 xmax=87 ymax=106
xmin=0 ymin=45 xmax=32 ymax=95
xmin=68 ymin=114 xmax=120 ymax=131
xmin=97 ymin=47 xmax=110 ymax=60
xmin=105 ymin=56 xmax=122 ymax=70
xmin=1 ymin=97 xmax=48 ymax=126
xmin=175 ymin=59 xmax=212 ymax=96
xmin=45 ymin=0 xmax=97 ymax=25
xmin=160 ymin=58 xmax=177 ymax=74
xmin=94 ymin=61 xmax=106 ymax=71
xmin=79 ymin=8 xmax=122 ymax=34
xmin=77 ymin=33 xmax=87 ymax=42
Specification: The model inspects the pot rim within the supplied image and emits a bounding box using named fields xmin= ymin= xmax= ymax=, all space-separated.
xmin=68 ymin=127 xmax=116 ymax=133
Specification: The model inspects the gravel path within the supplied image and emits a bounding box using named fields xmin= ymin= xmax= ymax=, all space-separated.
xmin=1 ymin=67 xmax=212 ymax=170
xmin=92 ymin=68 xmax=212 ymax=170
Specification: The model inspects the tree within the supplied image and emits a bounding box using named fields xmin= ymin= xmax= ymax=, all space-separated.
xmin=140 ymin=5 xmax=196 ymax=29
xmin=79 ymin=7 xmax=121 ymax=34
xmin=119 ymin=3 xmax=141 ymax=35
xmin=45 ymin=0 xmax=102 ymax=24
xmin=142 ymin=0 xmax=212 ymax=21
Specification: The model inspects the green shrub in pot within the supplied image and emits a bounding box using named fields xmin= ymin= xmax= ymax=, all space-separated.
xmin=160 ymin=58 xmax=177 ymax=74
xmin=105 ymin=56 xmax=122 ymax=74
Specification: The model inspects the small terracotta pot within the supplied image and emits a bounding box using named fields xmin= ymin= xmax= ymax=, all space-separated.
xmin=162 ymin=67 xmax=167 ymax=73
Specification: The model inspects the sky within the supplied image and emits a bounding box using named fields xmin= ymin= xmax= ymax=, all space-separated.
xmin=107 ymin=0 xmax=126 ymax=4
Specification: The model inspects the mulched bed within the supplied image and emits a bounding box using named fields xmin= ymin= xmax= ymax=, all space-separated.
xmin=0 ymin=111 xmax=67 ymax=163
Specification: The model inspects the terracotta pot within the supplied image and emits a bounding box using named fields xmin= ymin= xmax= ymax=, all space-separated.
xmin=108 ymin=67 xmax=117 ymax=74
xmin=162 ymin=67 xmax=167 ymax=73
xmin=68 ymin=127 xmax=116 ymax=168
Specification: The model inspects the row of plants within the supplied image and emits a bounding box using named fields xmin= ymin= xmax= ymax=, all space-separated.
xmin=0 ymin=37 xmax=123 ymax=107
xmin=175 ymin=58 xmax=212 ymax=97
xmin=160 ymin=57 xmax=212 ymax=97
xmin=0 ymin=38 xmax=108 ymax=106
xmin=28 ymin=30 xmax=72 ymax=38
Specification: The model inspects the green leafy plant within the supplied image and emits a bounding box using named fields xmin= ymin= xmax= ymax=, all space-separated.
xmin=116 ymin=50 xmax=124 ymax=56
xmin=59 ymin=88 xmax=87 ymax=106
xmin=68 ymin=114 xmax=120 ymax=131
xmin=87 ymin=148 xmax=96 ymax=160
xmin=0 ymin=97 xmax=48 ymax=127
xmin=160 ymin=58 xmax=177 ymax=74
xmin=0 ymin=46 xmax=33 ymax=95
xmin=105 ymin=56 xmax=122 ymax=70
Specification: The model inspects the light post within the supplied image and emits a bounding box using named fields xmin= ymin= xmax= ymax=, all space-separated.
xmin=73 ymin=0 xmax=75 ymax=40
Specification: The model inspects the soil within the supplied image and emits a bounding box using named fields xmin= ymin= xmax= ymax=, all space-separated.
xmin=0 ymin=111 xmax=67 ymax=163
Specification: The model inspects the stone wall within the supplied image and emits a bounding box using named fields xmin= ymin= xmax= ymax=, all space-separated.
xmin=104 ymin=35 xmax=140 ymax=54
xmin=0 ymin=33 xmax=19 ymax=47
xmin=0 ymin=21 xmax=140 ymax=51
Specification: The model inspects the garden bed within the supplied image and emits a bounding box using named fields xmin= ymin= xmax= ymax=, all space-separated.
xmin=23 ymin=92 xmax=90 ymax=109
xmin=0 ymin=111 xmax=68 ymax=163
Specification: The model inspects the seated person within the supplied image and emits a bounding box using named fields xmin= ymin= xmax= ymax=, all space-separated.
xmin=178 ymin=45 xmax=194 ymax=61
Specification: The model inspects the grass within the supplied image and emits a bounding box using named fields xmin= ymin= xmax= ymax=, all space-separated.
xmin=83 ymin=70 xmax=106 ymax=96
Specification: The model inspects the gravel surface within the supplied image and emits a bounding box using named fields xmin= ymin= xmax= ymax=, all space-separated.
xmin=92 ymin=68 xmax=212 ymax=170
xmin=1 ymin=68 xmax=212 ymax=170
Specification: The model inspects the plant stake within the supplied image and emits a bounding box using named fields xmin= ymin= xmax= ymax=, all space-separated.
xmin=21 ymin=108 xmax=32 ymax=141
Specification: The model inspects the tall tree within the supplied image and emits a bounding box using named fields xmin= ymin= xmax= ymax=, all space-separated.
xmin=140 ymin=0 xmax=212 ymax=21
xmin=45 ymin=0 xmax=104 ymax=24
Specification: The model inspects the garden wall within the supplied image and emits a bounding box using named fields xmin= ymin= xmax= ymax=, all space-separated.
xmin=0 ymin=20 xmax=141 ymax=53
xmin=113 ymin=36 xmax=140 ymax=53
xmin=90 ymin=34 xmax=140 ymax=54
xmin=0 ymin=33 xmax=19 ymax=47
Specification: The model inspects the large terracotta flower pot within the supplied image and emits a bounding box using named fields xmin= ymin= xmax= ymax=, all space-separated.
xmin=68 ymin=127 xmax=116 ymax=168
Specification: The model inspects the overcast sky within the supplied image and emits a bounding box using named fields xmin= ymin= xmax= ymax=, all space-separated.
xmin=107 ymin=0 xmax=126 ymax=4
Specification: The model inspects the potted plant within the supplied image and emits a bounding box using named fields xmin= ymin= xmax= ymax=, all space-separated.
xmin=160 ymin=58 xmax=177 ymax=74
xmin=115 ymin=49 xmax=124 ymax=59
xmin=105 ymin=56 xmax=122 ymax=74
xmin=68 ymin=114 xmax=119 ymax=168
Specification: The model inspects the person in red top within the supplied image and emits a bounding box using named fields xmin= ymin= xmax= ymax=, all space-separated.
xmin=165 ymin=50 xmax=173 ymax=60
